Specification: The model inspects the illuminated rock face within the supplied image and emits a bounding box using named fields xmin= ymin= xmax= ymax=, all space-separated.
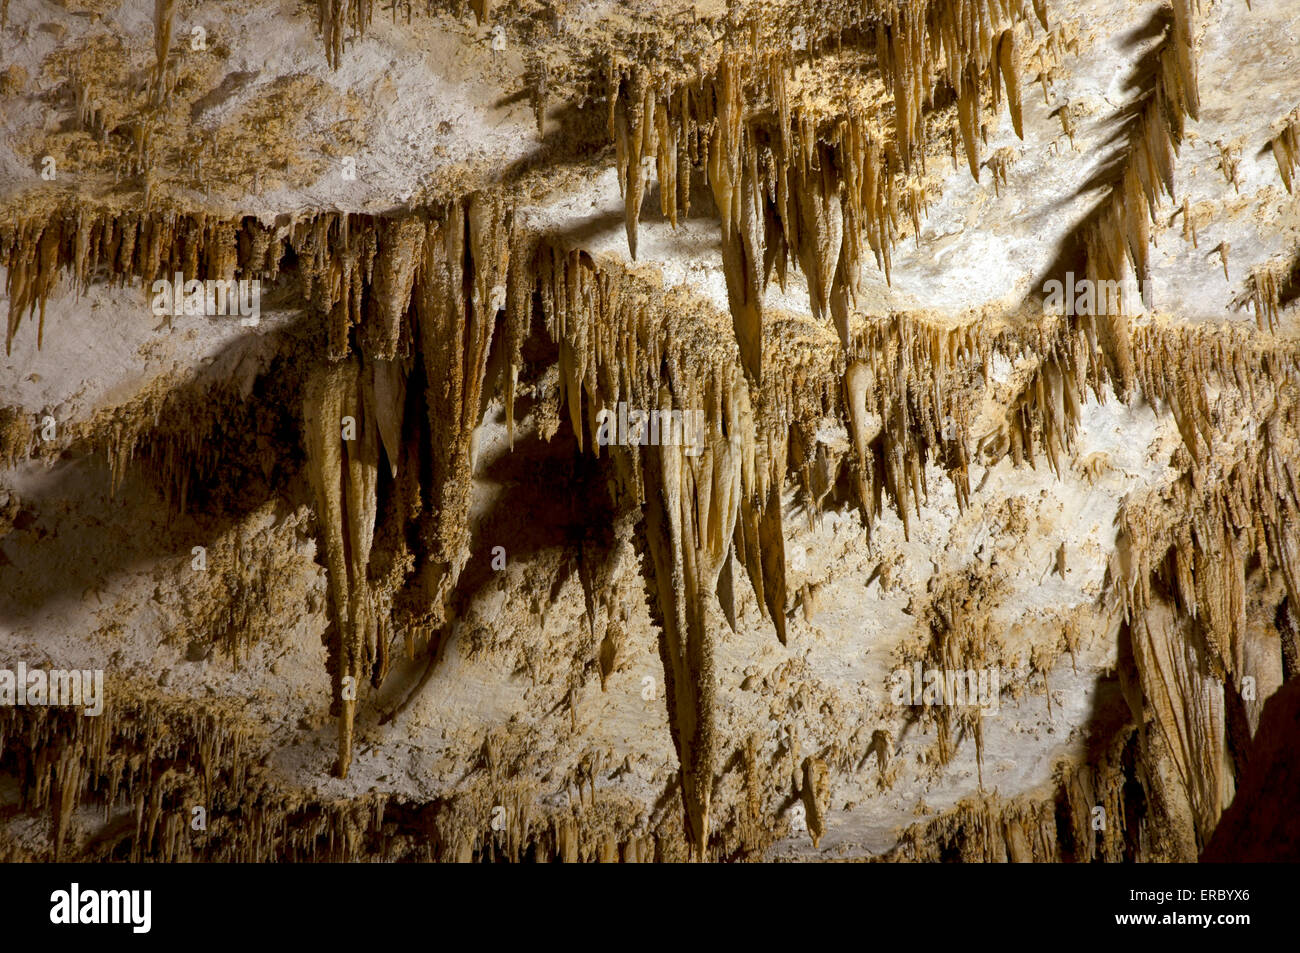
xmin=0 ymin=0 xmax=1298 ymax=862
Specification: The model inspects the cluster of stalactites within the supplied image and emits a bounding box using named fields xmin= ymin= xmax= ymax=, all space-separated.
xmin=984 ymin=323 xmax=1092 ymax=478
xmin=1076 ymin=0 xmax=1200 ymax=400
xmin=1271 ymin=108 xmax=1299 ymax=194
xmin=534 ymin=243 xmax=793 ymax=851
xmin=0 ymin=690 xmax=256 ymax=861
xmin=875 ymin=0 xmax=1035 ymax=177
xmin=1240 ymin=252 xmax=1299 ymax=334
xmin=894 ymin=634 xmax=1234 ymax=864
xmin=295 ymin=195 xmax=513 ymax=778
xmin=989 ymin=301 xmax=1296 ymax=516
xmin=21 ymin=186 xmax=1295 ymax=856
xmin=607 ymin=0 xmax=1034 ymax=382
xmin=843 ymin=313 xmax=991 ymax=538
xmin=317 ymin=0 xmax=375 ymax=70
xmin=1 ymin=688 xmax=716 ymax=861
xmin=610 ymin=50 xmax=894 ymax=384
xmin=314 ymin=0 xmax=499 ymax=68
xmin=1104 ymin=330 xmax=1298 ymax=850
xmin=1111 ymin=385 xmax=1300 ymax=651
xmin=890 ymin=792 xmax=1059 ymax=862
xmin=1055 ymin=732 xmax=1140 ymax=862
xmin=913 ymin=583 xmax=998 ymax=778
xmin=1106 ymin=323 xmax=1299 ymax=643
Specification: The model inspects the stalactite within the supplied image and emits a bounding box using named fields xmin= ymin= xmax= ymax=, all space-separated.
xmin=416 ymin=194 xmax=505 ymax=596
xmin=151 ymin=0 xmax=177 ymax=106
xmin=468 ymin=0 xmax=493 ymax=26
xmin=800 ymin=757 xmax=828 ymax=847
xmin=708 ymin=59 xmax=767 ymax=382
xmin=370 ymin=217 xmax=424 ymax=360
xmin=998 ymin=29 xmax=1024 ymax=139
xmin=303 ymin=358 xmax=379 ymax=779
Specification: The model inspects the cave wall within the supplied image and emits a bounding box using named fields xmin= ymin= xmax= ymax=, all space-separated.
xmin=0 ymin=0 xmax=1298 ymax=861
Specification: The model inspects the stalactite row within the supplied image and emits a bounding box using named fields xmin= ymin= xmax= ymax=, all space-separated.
xmin=0 ymin=205 xmax=262 ymax=356
xmin=0 ymin=205 xmax=302 ymax=531
xmin=0 ymin=688 xmax=701 ymax=862
xmin=888 ymin=792 xmax=1059 ymax=861
xmin=0 ymin=688 xmax=257 ymax=861
xmin=312 ymin=0 xmax=507 ymax=68
xmin=1129 ymin=321 xmax=1300 ymax=468
xmin=0 ymin=195 xmax=509 ymax=781
xmin=993 ymin=305 xmax=1299 ymax=511
xmin=8 ymin=184 xmax=1293 ymax=855
xmin=606 ymin=0 xmax=1039 ymax=381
